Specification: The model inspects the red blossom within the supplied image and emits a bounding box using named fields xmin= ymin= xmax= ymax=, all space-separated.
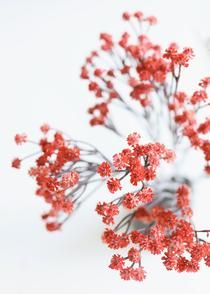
xmin=97 ymin=162 xmax=112 ymax=177
xmin=96 ymin=202 xmax=119 ymax=224
xmin=191 ymin=90 xmax=208 ymax=105
xmin=61 ymin=171 xmax=80 ymax=189
xmin=120 ymin=267 xmax=132 ymax=280
xmin=107 ymin=178 xmax=122 ymax=193
xmin=100 ymin=33 xmax=113 ymax=51
xmin=127 ymin=132 xmax=141 ymax=146
xmin=14 ymin=133 xmax=27 ymax=145
xmin=12 ymin=158 xmax=21 ymax=169
xmin=46 ymin=222 xmax=61 ymax=232
xmin=197 ymin=119 xmax=210 ymax=134
xmin=199 ymin=77 xmax=210 ymax=89
xmin=137 ymin=187 xmax=154 ymax=204
xmin=109 ymin=254 xmax=125 ymax=270
xmin=176 ymin=184 xmax=192 ymax=217
xmin=122 ymin=193 xmax=139 ymax=209
xmin=128 ymin=247 xmax=141 ymax=263
xmin=131 ymin=267 xmax=146 ymax=281
xmin=163 ymin=44 xmax=194 ymax=67
xmin=40 ymin=123 xmax=50 ymax=134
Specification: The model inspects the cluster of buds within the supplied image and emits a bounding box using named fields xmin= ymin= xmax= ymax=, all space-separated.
xmin=12 ymin=125 xmax=109 ymax=231
xmin=13 ymin=10 xmax=210 ymax=283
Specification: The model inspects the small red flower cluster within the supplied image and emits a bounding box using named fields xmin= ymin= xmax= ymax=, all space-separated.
xmin=99 ymin=132 xmax=174 ymax=192
xmin=163 ymin=43 xmax=194 ymax=67
xmin=12 ymin=125 xmax=80 ymax=230
xmin=12 ymin=125 xmax=106 ymax=231
xmin=172 ymin=78 xmax=210 ymax=174
xmin=176 ymin=184 xmax=192 ymax=217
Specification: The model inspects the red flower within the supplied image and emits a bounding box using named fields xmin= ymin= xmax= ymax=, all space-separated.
xmin=176 ymin=184 xmax=192 ymax=217
xmin=14 ymin=133 xmax=27 ymax=145
xmin=198 ymin=119 xmax=210 ymax=134
xmin=40 ymin=123 xmax=50 ymax=134
xmin=131 ymin=267 xmax=146 ymax=281
xmin=146 ymin=16 xmax=157 ymax=25
xmin=61 ymin=199 xmax=74 ymax=213
xmin=164 ymin=44 xmax=194 ymax=67
xmin=199 ymin=77 xmax=210 ymax=88
xmin=80 ymin=66 xmax=89 ymax=79
xmin=127 ymin=132 xmax=140 ymax=146
xmin=109 ymin=254 xmax=125 ymax=270
xmin=122 ymin=12 xmax=131 ymax=21
xmin=97 ymin=162 xmax=112 ymax=177
xmin=191 ymin=90 xmax=208 ymax=105
xmin=137 ymin=187 xmax=154 ymax=204
xmin=107 ymin=178 xmax=122 ymax=193
xmin=134 ymin=11 xmax=144 ymax=20
xmin=96 ymin=202 xmax=119 ymax=224
xmin=46 ymin=222 xmax=61 ymax=231
xmin=12 ymin=158 xmax=21 ymax=169
xmin=120 ymin=268 xmax=132 ymax=280
xmin=100 ymin=33 xmax=113 ymax=51
xmin=122 ymin=193 xmax=139 ymax=209
xmin=128 ymin=247 xmax=141 ymax=263
xmin=61 ymin=171 xmax=80 ymax=188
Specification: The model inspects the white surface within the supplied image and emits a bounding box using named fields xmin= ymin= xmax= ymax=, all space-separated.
xmin=1 ymin=0 xmax=210 ymax=293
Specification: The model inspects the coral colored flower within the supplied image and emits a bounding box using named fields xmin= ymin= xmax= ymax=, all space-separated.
xmin=109 ymin=254 xmax=125 ymax=270
xmin=197 ymin=119 xmax=210 ymax=134
xmin=14 ymin=133 xmax=27 ymax=145
xmin=97 ymin=162 xmax=112 ymax=177
xmin=120 ymin=268 xmax=132 ymax=280
xmin=61 ymin=171 xmax=80 ymax=188
xmin=96 ymin=202 xmax=119 ymax=224
xmin=163 ymin=44 xmax=194 ymax=67
xmin=122 ymin=193 xmax=139 ymax=209
xmin=191 ymin=90 xmax=208 ymax=105
xmin=146 ymin=16 xmax=157 ymax=25
xmin=128 ymin=247 xmax=141 ymax=263
xmin=46 ymin=222 xmax=61 ymax=231
xmin=113 ymin=150 xmax=131 ymax=170
xmin=61 ymin=198 xmax=74 ymax=213
xmin=107 ymin=178 xmax=122 ymax=193
xmin=127 ymin=132 xmax=141 ymax=146
xmin=137 ymin=187 xmax=154 ymax=204
xmin=40 ymin=123 xmax=50 ymax=134
xmin=176 ymin=184 xmax=192 ymax=217
xmin=100 ymin=33 xmax=113 ymax=51
xmin=199 ymin=77 xmax=210 ymax=88
xmin=11 ymin=158 xmax=21 ymax=169
xmin=122 ymin=12 xmax=131 ymax=21
xmin=131 ymin=267 xmax=146 ymax=281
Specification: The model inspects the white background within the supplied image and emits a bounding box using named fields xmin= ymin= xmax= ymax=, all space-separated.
xmin=1 ymin=0 xmax=210 ymax=293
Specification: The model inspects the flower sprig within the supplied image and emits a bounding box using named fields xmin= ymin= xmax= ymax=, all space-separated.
xmin=12 ymin=124 xmax=109 ymax=231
